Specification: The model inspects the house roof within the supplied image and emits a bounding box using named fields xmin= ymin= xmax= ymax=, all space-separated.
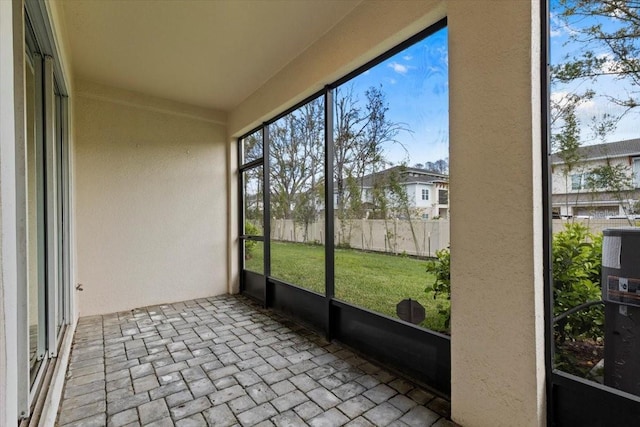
xmin=551 ymin=138 xmax=640 ymax=164
xmin=359 ymin=166 xmax=449 ymax=188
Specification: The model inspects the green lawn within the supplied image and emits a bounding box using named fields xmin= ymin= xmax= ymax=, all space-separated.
xmin=245 ymin=241 xmax=449 ymax=332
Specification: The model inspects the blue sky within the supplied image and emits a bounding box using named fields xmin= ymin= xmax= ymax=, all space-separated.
xmin=549 ymin=1 xmax=639 ymax=145
xmin=342 ymin=27 xmax=449 ymax=166
xmin=336 ymin=4 xmax=638 ymax=168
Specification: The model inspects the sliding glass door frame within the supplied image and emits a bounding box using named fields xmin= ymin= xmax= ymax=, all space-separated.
xmin=18 ymin=2 xmax=72 ymax=421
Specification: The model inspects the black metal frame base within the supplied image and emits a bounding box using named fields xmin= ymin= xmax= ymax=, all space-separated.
xmin=552 ymin=371 xmax=640 ymax=426
xmin=241 ymin=274 xmax=451 ymax=396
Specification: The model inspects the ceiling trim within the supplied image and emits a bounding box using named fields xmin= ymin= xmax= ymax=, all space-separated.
xmin=76 ymin=80 xmax=227 ymax=125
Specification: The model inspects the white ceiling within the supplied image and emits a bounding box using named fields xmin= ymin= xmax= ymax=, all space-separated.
xmin=61 ymin=0 xmax=362 ymax=111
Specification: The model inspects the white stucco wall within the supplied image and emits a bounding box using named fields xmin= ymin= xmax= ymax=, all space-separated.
xmin=229 ymin=1 xmax=545 ymax=425
xmin=449 ymin=1 xmax=545 ymax=426
xmin=75 ymin=80 xmax=228 ymax=316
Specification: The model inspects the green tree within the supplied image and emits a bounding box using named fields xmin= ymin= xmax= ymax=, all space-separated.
xmin=425 ymin=248 xmax=451 ymax=331
xmin=242 ymin=132 xmax=264 ymax=232
xmin=269 ymin=98 xmax=324 ymax=242
xmin=552 ymin=1 xmax=639 ymax=144
xmin=551 ymin=2 xmax=640 ymax=218
xmin=385 ymin=166 xmax=420 ymax=255
xmin=555 ymin=1 xmax=639 ymax=118
xmin=553 ymin=103 xmax=587 ymax=217
xmin=586 ymin=160 xmax=635 ymax=223
xmin=333 ymin=84 xmax=406 ymax=245
xmin=424 ymin=159 xmax=448 ymax=174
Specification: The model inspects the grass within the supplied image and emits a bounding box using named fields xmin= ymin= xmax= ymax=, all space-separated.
xmin=245 ymin=241 xmax=449 ymax=332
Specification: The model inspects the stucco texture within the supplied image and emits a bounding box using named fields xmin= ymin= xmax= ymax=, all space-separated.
xmin=75 ymin=82 xmax=227 ymax=316
xmin=448 ymin=1 xmax=545 ymax=426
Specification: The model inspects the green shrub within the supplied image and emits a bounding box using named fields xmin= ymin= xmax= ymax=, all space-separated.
xmin=425 ymin=248 xmax=451 ymax=330
xmin=552 ymin=222 xmax=603 ymax=342
xmin=421 ymin=224 xmax=604 ymax=341
xmin=244 ymin=221 xmax=260 ymax=259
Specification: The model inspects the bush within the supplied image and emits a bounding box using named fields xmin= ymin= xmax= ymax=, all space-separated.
xmin=244 ymin=221 xmax=260 ymax=259
xmin=552 ymin=223 xmax=603 ymax=343
xmin=425 ymin=248 xmax=451 ymax=330
xmin=422 ymin=224 xmax=604 ymax=341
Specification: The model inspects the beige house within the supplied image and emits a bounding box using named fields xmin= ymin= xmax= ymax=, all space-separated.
xmin=357 ymin=166 xmax=449 ymax=220
xmin=551 ymin=139 xmax=640 ymax=218
xmin=1 ymin=0 xmax=571 ymax=425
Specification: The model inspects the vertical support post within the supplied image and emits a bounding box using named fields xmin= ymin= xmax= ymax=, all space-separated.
xmin=324 ymin=87 xmax=335 ymax=339
xmin=541 ymin=0 xmax=554 ymax=423
xmin=61 ymin=95 xmax=71 ymax=327
xmin=237 ymin=136 xmax=245 ymax=293
xmin=44 ymin=56 xmax=59 ymax=357
xmin=34 ymin=51 xmax=47 ymax=368
xmin=263 ymin=125 xmax=272 ymax=308
xmin=449 ymin=1 xmax=545 ymax=425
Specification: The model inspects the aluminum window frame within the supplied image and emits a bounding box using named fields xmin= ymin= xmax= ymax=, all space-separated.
xmin=542 ymin=0 xmax=640 ymax=422
xmin=236 ymin=18 xmax=450 ymax=303
xmin=236 ymin=18 xmax=451 ymax=393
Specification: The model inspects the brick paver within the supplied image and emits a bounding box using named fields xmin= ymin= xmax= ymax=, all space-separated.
xmin=57 ymin=295 xmax=453 ymax=426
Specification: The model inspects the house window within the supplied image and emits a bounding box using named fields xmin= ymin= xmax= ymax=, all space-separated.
xmin=634 ymin=158 xmax=640 ymax=188
xmin=438 ymin=189 xmax=448 ymax=204
xmin=571 ymin=174 xmax=582 ymax=190
xmin=570 ymin=173 xmax=592 ymax=190
xmin=421 ymin=188 xmax=429 ymax=200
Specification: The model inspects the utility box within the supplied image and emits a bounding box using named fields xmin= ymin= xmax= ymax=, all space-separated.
xmin=602 ymin=228 xmax=640 ymax=394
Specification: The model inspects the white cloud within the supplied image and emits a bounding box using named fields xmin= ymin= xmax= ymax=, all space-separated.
xmin=576 ymin=98 xmax=597 ymax=113
xmin=598 ymin=53 xmax=625 ymax=74
xmin=388 ymin=62 xmax=409 ymax=74
xmin=551 ymin=87 xmax=638 ymax=144
xmin=403 ymin=55 xmax=413 ymax=61
xmin=551 ymin=90 xmax=571 ymax=105
xmin=549 ymin=11 xmax=580 ymax=38
xmin=549 ymin=13 xmax=564 ymax=38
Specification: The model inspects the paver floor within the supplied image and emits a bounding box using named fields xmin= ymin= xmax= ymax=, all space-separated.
xmin=56 ymin=295 xmax=454 ymax=427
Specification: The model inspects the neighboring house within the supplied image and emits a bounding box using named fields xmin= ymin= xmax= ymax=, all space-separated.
xmin=551 ymin=138 xmax=640 ymax=218
xmin=336 ymin=166 xmax=449 ymax=220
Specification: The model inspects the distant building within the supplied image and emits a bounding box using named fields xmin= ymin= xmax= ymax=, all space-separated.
xmin=551 ymin=138 xmax=640 ymax=218
xmin=335 ymin=166 xmax=449 ymax=219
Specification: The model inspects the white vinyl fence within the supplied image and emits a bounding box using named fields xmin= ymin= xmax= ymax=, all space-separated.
xmin=553 ymin=218 xmax=639 ymax=235
xmin=270 ymin=218 xmax=450 ymax=257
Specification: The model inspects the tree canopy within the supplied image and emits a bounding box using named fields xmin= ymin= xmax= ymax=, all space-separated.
xmin=552 ymin=0 xmax=640 ymax=144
